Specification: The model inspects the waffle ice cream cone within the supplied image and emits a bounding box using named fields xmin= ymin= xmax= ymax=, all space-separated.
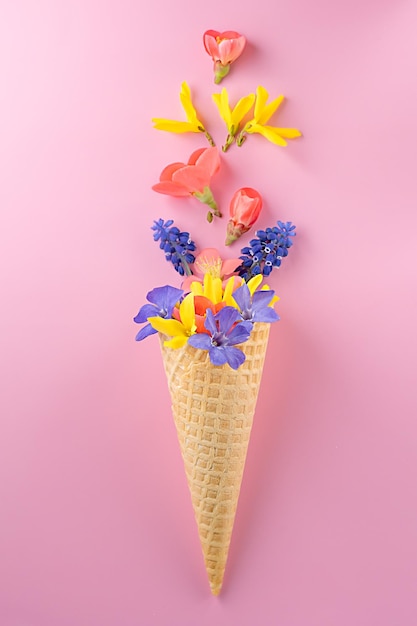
xmin=159 ymin=322 xmax=270 ymax=595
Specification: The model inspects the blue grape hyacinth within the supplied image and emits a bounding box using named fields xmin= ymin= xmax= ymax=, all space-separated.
xmin=237 ymin=221 xmax=296 ymax=280
xmin=151 ymin=218 xmax=196 ymax=276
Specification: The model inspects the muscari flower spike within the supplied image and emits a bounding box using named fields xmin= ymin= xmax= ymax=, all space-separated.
xmin=188 ymin=306 xmax=253 ymax=370
xmin=134 ymin=285 xmax=184 ymax=341
xmin=152 ymin=81 xmax=215 ymax=146
xmin=237 ymin=221 xmax=296 ymax=280
xmin=152 ymin=218 xmax=196 ymax=276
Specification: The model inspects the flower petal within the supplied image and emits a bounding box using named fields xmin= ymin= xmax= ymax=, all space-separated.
xmin=179 ymin=293 xmax=196 ymax=332
xmin=195 ymin=146 xmax=221 ymax=177
xmin=135 ymin=323 xmax=157 ymax=341
xmin=147 ymin=316 xmax=186 ymax=336
xmin=133 ymin=303 xmax=157 ymax=324
xmin=164 ymin=335 xmax=188 ymax=349
xmin=188 ymin=333 xmax=212 ymax=350
xmin=231 ymin=93 xmax=255 ymax=127
xmin=224 ymin=346 xmax=246 ymax=369
xmin=179 ymin=81 xmax=199 ymax=125
xmin=215 ymin=306 xmax=240 ymax=333
xmin=208 ymin=345 xmax=228 ymax=366
xmin=226 ymin=321 xmax=253 ymax=345
xmin=257 ymin=95 xmax=284 ymax=125
xmin=152 ymin=181 xmax=190 ymax=196
xmin=152 ymin=119 xmax=201 ymax=133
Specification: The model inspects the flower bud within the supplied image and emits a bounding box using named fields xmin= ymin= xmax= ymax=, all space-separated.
xmin=225 ymin=187 xmax=263 ymax=245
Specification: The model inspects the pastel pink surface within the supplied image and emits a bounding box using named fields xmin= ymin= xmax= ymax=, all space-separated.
xmin=1 ymin=1 xmax=417 ymax=625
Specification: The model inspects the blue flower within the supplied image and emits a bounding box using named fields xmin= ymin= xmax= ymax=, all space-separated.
xmin=232 ymin=282 xmax=280 ymax=323
xmin=187 ymin=307 xmax=253 ymax=369
xmin=134 ymin=285 xmax=184 ymax=341
xmin=151 ymin=218 xmax=196 ymax=276
xmin=237 ymin=221 xmax=296 ymax=280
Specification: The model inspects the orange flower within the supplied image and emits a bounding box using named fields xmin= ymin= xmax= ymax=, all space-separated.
xmin=225 ymin=187 xmax=263 ymax=245
xmin=152 ymin=147 xmax=221 ymax=221
xmin=203 ymin=30 xmax=246 ymax=84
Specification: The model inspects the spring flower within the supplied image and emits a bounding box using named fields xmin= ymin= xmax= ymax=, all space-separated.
xmin=237 ymin=86 xmax=302 ymax=147
xmin=152 ymin=147 xmax=221 ymax=222
xmin=237 ymin=221 xmax=296 ymax=280
xmin=212 ymin=88 xmax=255 ymax=151
xmin=148 ymin=292 xmax=197 ymax=349
xmin=134 ymin=285 xmax=184 ymax=341
xmin=189 ymin=272 xmax=241 ymax=309
xmin=225 ymin=188 xmax=263 ymax=245
xmin=152 ymin=82 xmax=215 ymax=146
xmin=182 ymin=247 xmax=241 ymax=291
xmin=151 ymin=218 xmax=196 ymax=276
xmin=232 ymin=282 xmax=279 ymax=324
xmin=188 ymin=307 xmax=253 ymax=369
xmin=203 ymin=30 xmax=246 ymax=84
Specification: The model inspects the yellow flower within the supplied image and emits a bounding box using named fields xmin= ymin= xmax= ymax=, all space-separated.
xmin=212 ymin=88 xmax=255 ymax=151
xmin=190 ymin=273 xmax=241 ymax=307
xmin=152 ymin=82 xmax=215 ymax=146
xmin=147 ymin=292 xmax=196 ymax=349
xmin=237 ymin=85 xmax=302 ymax=147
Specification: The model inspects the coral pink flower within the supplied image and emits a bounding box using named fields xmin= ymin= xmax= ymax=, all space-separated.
xmin=152 ymin=147 xmax=221 ymax=221
xmin=182 ymin=248 xmax=241 ymax=292
xmin=203 ymin=30 xmax=246 ymax=84
xmin=225 ymin=187 xmax=263 ymax=245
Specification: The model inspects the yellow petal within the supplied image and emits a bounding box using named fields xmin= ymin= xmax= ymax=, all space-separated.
xmin=148 ymin=316 xmax=185 ymax=336
xmin=222 ymin=276 xmax=239 ymax=306
xmin=271 ymin=127 xmax=302 ymax=139
xmin=257 ymin=95 xmax=284 ymax=125
xmin=179 ymin=293 xmax=196 ymax=332
xmin=246 ymin=123 xmax=289 ymax=146
xmin=180 ymin=81 xmax=200 ymax=125
xmin=212 ymin=88 xmax=232 ymax=128
xmin=231 ymin=93 xmax=256 ymax=128
xmin=152 ymin=118 xmax=201 ymax=133
xmin=164 ymin=335 xmax=188 ymax=349
xmin=254 ymin=85 xmax=269 ymax=121
xmin=247 ymin=274 xmax=263 ymax=295
xmin=190 ymin=281 xmax=204 ymax=296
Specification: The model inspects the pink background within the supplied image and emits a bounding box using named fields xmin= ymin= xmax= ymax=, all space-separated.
xmin=1 ymin=1 xmax=417 ymax=624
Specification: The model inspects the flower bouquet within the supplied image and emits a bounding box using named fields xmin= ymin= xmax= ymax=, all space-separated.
xmin=134 ymin=30 xmax=301 ymax=595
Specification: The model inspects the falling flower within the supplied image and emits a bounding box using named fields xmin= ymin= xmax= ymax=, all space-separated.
xmin=237 ymin=86 xmax=302 ymax=147
xmin=225 ymin=187 xmax=263 ymax=245
xmin=182 ymin=247 xmax=241 ymax=291
xmin=232 ymin=282 xmax=280 ymax=324
xmin=152 ymin=147 xmax=221 ymax=222
xmin=212 ymin=88 xmax=255 ymax=151
xmin=148 ymin=292 xmax=197 ymax=349
xmin=188 ymin=307 xmax=253 ymax=369
xmin=134 ymin=285 xmax=184 ymax=341
xmin=203 ymin=30 xmax=246 ymax=84
xmin=152 ymin=82 xmax=215 ymax=146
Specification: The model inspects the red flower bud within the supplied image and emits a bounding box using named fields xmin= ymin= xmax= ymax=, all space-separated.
xmin=225 ymin=187 xmax=263 ymax=245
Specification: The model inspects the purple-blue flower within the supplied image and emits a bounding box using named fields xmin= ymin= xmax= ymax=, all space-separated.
xmin=151 ymin=218 xmax=196 ymax=276
xmin=187 ymin=307 xmax=253 ymax=369
xmin=134 ymin=285 xmax=184 ymax=341
xmin=237 ymin=220 xmax=296 ymax=280
xmin=232 ymin=283 xmax=280 ymax=324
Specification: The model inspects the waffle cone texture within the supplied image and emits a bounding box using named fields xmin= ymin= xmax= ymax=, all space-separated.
xmin=159 ymin=322 xmax=271 ymax=595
